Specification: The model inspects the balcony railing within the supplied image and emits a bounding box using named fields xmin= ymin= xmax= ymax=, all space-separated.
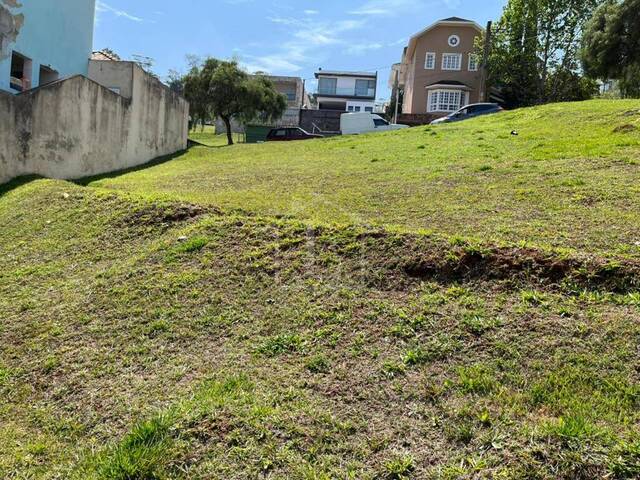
xmin=317 ymin=86 xmax=375 ymax=98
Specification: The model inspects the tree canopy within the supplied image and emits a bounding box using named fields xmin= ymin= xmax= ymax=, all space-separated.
xmin=183 ymin=59 xmax=287 ymax=145
xmin=486 ymin=0 xmax=602 ymax=107
xmin=582 ymin=0 xmax=640 ymax=97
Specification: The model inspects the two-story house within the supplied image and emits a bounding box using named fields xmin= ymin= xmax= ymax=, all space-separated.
xmin=397 ymin=17 xmax=484 ymax=121
xmin=315 ymin=70 xmax=377 ymax=112
xmin=264 ymin=75 xmax=309 ymax=124
xmin=0 ymin=0 xmax=96 ymax=93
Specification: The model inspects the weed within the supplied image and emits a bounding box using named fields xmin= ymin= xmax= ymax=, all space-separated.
xmin=175 ymin=236 xmax=208 ymax=253
xmin=445 ymin=421 xmax=474 ymax=445
xmin=305 ymin=354 xmax=330 ymax=373
xmin=90 ymin=412 xmax=175 ymax=480
xmin=382 ymin=361 xmax=406 ymax=378
xmin=543 ymin=414 xmax=599 ymax=445
xmin=384 ymin=454 xmax=415 ymax=479
xmin=461 ymin=312 xmax=502 ymax=336
xmin=458 ymin=365 xmax=498 ymax=395
xmin=257 ymin=333 xmax=304 ymax=356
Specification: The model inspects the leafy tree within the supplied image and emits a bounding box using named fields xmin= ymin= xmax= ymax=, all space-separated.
xmin=183 ymin=62 xmax=212 ymax=132
xmin=183 ymin=59 xmax=287 ymax=145
xmin=486 ymin=0 xmax=604 ymax=107
xmin=582 ymin=0 xmax=640 ymax=97
xmin=166 ymin=69 xmax=184 ymax=96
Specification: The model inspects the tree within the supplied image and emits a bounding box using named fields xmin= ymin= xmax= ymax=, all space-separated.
xmin=385 ymin=89 xmax=403 ymax=121
xmin=582 ymin=0 xmax=640 ymax=97
xmin=183 ymin=62 xmax=212 ymax=132
xmin=183 ymin=58 xmax=287 ymax=145
xmin=166 ymin=69 xmax=184 ymax=96
xmin=485 ymin=0 xmax=604 ymax=107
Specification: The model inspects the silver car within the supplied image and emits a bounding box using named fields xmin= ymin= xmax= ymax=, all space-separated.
xmin=431 ymin=103 xmax=503 ymax=125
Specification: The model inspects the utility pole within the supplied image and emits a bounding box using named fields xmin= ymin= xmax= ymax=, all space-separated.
xmin=480 ymin=21 xmax=492 ymax=102
xmin=393 ymin=68 xmax=401 ymax=124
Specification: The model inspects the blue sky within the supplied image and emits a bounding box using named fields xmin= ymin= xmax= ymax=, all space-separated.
xmin=93 ymin=0 xmax=507 ymax=100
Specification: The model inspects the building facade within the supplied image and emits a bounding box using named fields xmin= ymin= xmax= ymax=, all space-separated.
xmin=398 ymin=17 xmax=484 ymax=119
xmin=0 ymin=0 xmax=96 ymax=93
xmin=315 ymin=70 xmax=377 ymax=112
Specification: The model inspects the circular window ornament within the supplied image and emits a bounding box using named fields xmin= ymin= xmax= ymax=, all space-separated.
xmin=448 ymin=35 xmax=461 ymax=47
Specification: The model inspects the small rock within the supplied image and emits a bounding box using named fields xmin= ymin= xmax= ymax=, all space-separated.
xmin=62 ymin=193 xmax=70 ymax=199
xmin=177 ymin=236 xmax=188 ymax=242
xmin=634 ymin=241 xmax=640 ymax=247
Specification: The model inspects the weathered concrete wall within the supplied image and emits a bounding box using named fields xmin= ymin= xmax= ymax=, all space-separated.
xmin=0 ymin=70 xmax=189 ymax=184
xmin=88 ymin=60 xmax=134 ymax=98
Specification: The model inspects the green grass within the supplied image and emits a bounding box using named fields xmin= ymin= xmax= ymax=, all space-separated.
xmin=189 ymin=125 xmax=243 ymax=147
xmin=1 ymin=100 xmax=640 ymax=479
xmin=88 ymin=100 xmax=640 ymax=258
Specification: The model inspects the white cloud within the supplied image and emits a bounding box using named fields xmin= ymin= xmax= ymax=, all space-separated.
xmin=241 ymin=15 xmax=368 ymax=74
xmin=96 ymin=1 xmax=144 ymax=22
xmin=345 ymin=42 xmax=384 ymax=55
xmin=242 ymin=55 xmax=304 ymax=74
xmin=349 ymin=0 xmax=418 ymax=16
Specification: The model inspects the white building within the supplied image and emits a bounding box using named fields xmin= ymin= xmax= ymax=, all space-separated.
xmin=314 ymin=70 xmax=377 ymax=112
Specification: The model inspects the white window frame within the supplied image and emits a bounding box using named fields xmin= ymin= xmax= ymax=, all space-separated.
xmin=424 ymin=52 xmax=436 ymax=70
xmin=427 ymin=89 xmax=467 ymax=113
xmin=442 ymin=53 xmax=462 ymax=71
xmin=468 ymin=54 xmax=479 ymax=72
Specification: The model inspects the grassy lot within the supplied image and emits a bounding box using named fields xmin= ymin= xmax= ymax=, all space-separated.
xmin=89 ymin=100 xmax=640 ymax=258
xmin=1 ymin=100 xmax=640 ymax=479
xmin=189 ymin=125 xmax=243 ymax=147
xmin=1 ymin=179 xmax=639 ymax=479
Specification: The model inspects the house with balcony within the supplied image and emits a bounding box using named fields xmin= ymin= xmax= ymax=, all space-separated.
xmin=395 ymin=17 xmax=485 ymax=123
xmin=0 ymin=0 xmax=96 ymax=93
xmin=314 ymin=70 xmax=377 ymax=112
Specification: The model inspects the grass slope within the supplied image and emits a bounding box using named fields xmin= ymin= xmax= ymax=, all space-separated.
xmin=1 ymin=178 xmax=640 ymax=479
xmin=88 ymin=100 xmax=640 ymax=258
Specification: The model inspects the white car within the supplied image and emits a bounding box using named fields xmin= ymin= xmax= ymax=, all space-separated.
xmin=340 ymin=112 xmax=408 ymax=135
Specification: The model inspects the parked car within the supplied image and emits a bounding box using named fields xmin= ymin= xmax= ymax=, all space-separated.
xmin=266 ymin=127 xmax=323 ymax=141
xmin=430 ymin=103 xmax=503 ymax=125
xmin=340 ymin=112 xmax=408 ymax=135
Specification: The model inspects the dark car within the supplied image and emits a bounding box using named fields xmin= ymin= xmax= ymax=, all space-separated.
xmin=266 ymin=127 xmax=323 ymax=141
xmin=431 ymin=103 xmax=503 ymax=125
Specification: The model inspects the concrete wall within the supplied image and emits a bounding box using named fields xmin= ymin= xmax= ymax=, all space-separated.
xmin=0 ymin=68 xmax=189 ymax=184
xmin=0 ymin=0 xmax=96 ymax=92
xmin=88 ymin=60 xmax=134 ymax=98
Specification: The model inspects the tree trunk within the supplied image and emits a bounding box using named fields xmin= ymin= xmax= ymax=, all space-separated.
xmin=222 ymin=116 xmax=234 ymax=146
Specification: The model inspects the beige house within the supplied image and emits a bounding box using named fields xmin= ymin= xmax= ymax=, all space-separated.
xmin=397 ymin=17 xmax=484 ymax=120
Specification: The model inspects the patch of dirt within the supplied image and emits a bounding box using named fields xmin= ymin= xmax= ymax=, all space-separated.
xmin=118 ymin=203 xmax=221 ymax=231
xmin=613 ymin=124 xmax=638 ymax=134
xmin=320 ymin=229 xmax=640 ymax=294
xmin=400 ymin=245 xmax=640 ymax=293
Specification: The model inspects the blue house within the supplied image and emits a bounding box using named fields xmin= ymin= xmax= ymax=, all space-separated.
xmin=0 ymin=0 xmax=96 ymax=93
